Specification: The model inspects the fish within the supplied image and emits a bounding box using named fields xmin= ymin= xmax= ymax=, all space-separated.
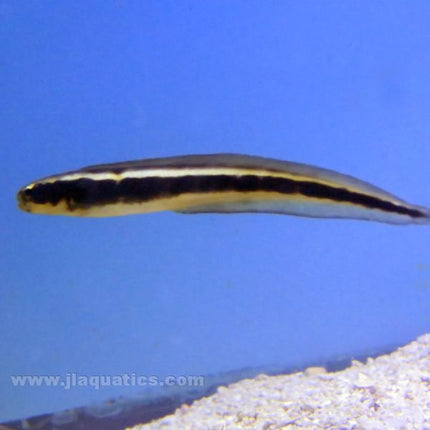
xmin=16 ymin=153 xmax=430 ymax=224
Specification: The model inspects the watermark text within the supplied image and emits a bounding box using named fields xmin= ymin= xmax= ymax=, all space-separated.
xmin=11 ymin=373 xmax=205 ymax=390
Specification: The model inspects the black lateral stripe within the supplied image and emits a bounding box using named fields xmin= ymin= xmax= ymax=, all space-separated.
xmin=26 ymin=174 xmax=424 ymax=218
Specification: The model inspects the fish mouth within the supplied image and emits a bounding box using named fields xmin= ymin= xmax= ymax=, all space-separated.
xmin=17 ymin=187 xmax=32 ymax=212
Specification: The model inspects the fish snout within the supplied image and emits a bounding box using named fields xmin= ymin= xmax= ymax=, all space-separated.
xmin=17 ymin=186 xmax=33 ymax=212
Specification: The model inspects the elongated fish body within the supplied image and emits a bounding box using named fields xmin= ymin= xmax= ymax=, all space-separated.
xmin=17 ymin=153 xmax=430 ymax=224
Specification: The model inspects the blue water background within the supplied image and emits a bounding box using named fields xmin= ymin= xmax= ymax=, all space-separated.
xmin=1 ymin=1 xmax=430 ymax=421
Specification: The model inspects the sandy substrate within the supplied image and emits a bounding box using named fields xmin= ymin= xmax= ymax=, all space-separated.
xmin=131 ymin=334 xmax=430 ymax=429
